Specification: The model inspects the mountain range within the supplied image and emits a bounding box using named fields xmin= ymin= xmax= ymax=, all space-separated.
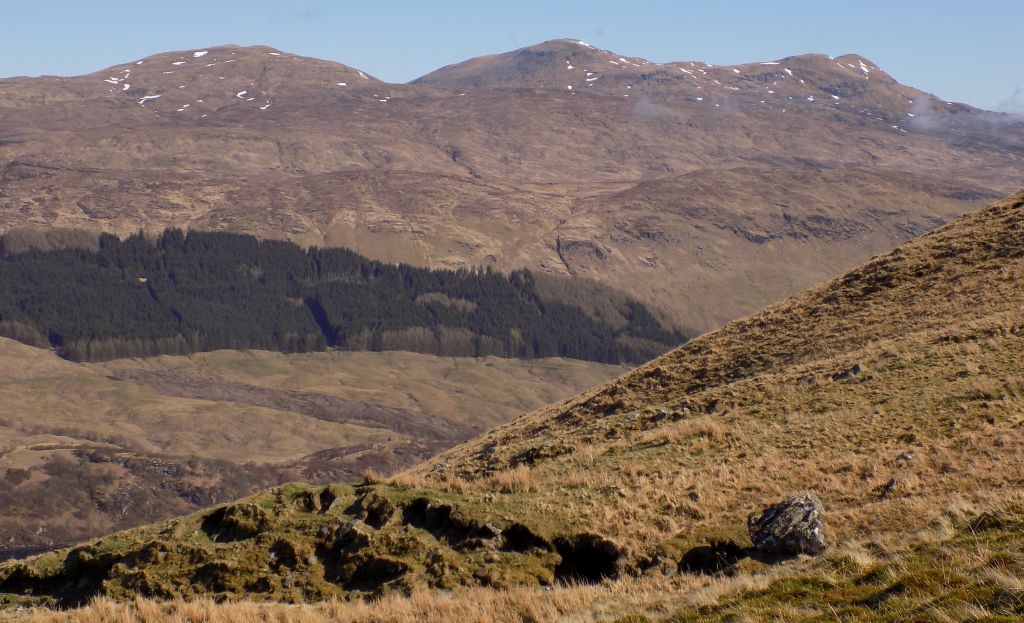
xmin=2 ymin=39 xmax=1021 ymax=331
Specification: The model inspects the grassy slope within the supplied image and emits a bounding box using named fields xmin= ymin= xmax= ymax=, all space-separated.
xmin=2 ymin=190 xmax=1023 ymax=619
xmin=410 ymin=188 xmax=1024 ymax=551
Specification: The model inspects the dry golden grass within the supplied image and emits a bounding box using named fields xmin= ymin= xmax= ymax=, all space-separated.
xmin=404 ymin=190 xmax=1024 ymax=554
xmin=7 ymin=574 xmax=775 ymax=623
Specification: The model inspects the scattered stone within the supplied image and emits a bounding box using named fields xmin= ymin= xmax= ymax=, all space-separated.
xmin=895 ymin=452 xmax=914 ymax=463
xmin=832 ymin=363 xmax=863 ymax=382
xmin=431 ymin=462 xmax=450 ymax=472
xmin=797 ymin=374 xmax=817 ymax=386
xmin=651 ymin=409 xmax=669 ymax=423
xmin=877 ymin=477 xmax=898 ymax=498
xmin=748 ymin=493 xmax=827 ymax=556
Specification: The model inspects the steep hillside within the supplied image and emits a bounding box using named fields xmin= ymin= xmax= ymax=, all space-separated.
xmin=3 ymin=190 xmax=1021 ymax=616
xmin=414 ymin=190 xmax=1024 ymax=542
xmin=0 ymin=340 xmax=626 ymax=558
xmin=549 ymin=167 xmax=995 ymax=329
xmin=1 ymin=42 xmax=1021 ymax=332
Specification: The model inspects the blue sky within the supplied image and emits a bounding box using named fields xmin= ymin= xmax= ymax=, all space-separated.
xmin=3 ymin=0 xmax=1021 ymax=112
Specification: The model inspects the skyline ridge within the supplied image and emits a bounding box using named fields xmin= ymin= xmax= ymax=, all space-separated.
xmin=3 ymin=0 xmax=1022 ymax=113
xmin=3 ymin=39 xmax=1008 ymax=117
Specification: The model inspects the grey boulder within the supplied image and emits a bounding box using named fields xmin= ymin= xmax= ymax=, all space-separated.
xmin=748 ymin=492 xmax=827 ymax=556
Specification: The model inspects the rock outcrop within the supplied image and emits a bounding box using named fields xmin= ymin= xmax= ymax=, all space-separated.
xmin=748 ymin=493 xmax=827 ymax=556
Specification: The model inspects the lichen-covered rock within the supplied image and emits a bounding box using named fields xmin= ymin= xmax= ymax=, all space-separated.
xmin=748 ymin=492 xmax=827 ymax=556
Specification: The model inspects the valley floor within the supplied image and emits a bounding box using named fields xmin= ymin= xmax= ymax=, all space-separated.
xmin=0 ymin=341 xmax=626 ymax=555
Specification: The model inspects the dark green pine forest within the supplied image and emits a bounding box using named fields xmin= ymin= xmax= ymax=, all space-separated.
xmin=0 ymin=229 xmax=687 ymax=363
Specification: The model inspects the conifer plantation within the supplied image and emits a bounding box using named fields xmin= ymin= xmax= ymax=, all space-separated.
xmin=0 ymin=230 xmax=685 ymax=363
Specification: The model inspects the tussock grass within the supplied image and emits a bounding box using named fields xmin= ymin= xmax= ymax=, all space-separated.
xmin=8 ymin=575 xmax=769 ymax=623
xmin=9 ymin=504 xmax=1024 ymax=622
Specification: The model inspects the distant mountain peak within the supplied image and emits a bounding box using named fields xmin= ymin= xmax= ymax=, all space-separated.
xmin=410 ymin=39 xmax=928 ymax=120
xmin=412 ymin=38 xmax=657 ymax=88
xmin=49 ymin=44 xmax=383 ymax=119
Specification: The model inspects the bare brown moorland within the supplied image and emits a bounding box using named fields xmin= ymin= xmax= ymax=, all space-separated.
xmin=2 ymin=40 xmax=1021 ymax=331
